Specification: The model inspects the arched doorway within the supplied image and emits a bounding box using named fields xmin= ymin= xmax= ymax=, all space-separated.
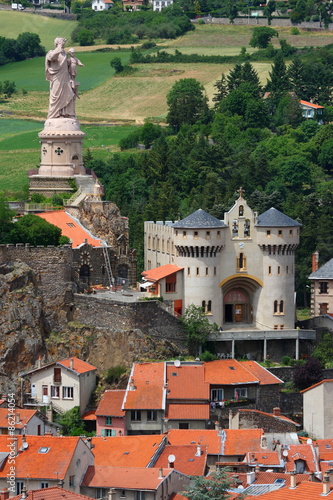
xmin=220 ymin=275 xmax=263 ymax=326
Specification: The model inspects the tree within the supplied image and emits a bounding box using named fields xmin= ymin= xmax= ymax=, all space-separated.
xmin=77 ymin=29 xmax=94 ymax=46
xmin=9 ymin=214 xmax=66 ymax=246
xmin=0 ymin=194 xmax=14 ymax=243
xmin=293 ymin=357 xmax=323 ymax=391
xmin=288 ymin=57 xmax=307 ymax=97
xmin=313 ymin=332 xmax=333 ymax=367
xmin=265 ymin=52 xmax=289 ymax=105
xmin=181 ymin=304 xmax=216 ymax=356
xmin=110 ymin=57 xmax=124 ymax=74
xmin=166 ymin=78 xmax=209 ymax=132
xmin=183 ymin=467 xmax=232 ymax=500
xmin=2 ymin=81 xmax=16 ymax=98
xmin=264 ymin=0 xmax=276 ymax=24
xmin=213 ymin=73 xmax=228 ymax=109
xmin=16 ymin=32 xmax=45 ymax=59
xmin=56 ymin=407 xmax=84 ymax=435
xmin=249 ymin=26 xmax=278 ymax=49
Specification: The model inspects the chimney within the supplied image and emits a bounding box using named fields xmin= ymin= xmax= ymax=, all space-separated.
xmin=22 ymin=435 xmax=26 ymax=445
xmin=255 ymin=465 xmax=260 ymax=473
xmin=215 ymin=421 xmax=219 ymax=431
xmin=195 ymin=445 xmax=201 ymax=457
xmin=290 ymin=470 xmax=296 ymax=489
xmin=15 ymin=413 xmax=20 ymax=424
xmin=312 ymin=251 xmax=319 ymax=272
xmin=246 ymin=471 xmax=255 ymax=485
xmin=323 ymin=474 xmax=330 ymax=495
xmin=0 ymin=490 xmax=9 ymax=500
xmin=70 ymin=358 xmax=74 ymax=370
xmin=46 ymin=407 xmax=53 ymax=423
xmin=37 ymin=357 xmax=41 ymax=369
xmin=20 ymin=486 xmax=27 ymax=499
xmin=273 ymin=407 xmax=281 ymax=416
xmin=12 ymin=438 xmax=18 ymax=457
xmin=129 ymin=378 xmax=136 ymax=391
xmin=58 ymin=479 xmax=64 ymax=488
xmin=310 ymin=472 xmax=315 ymax=482
xmin=158 ymin=468 xmax=164 ymax=479
xmin=108 ymin=489 xmax=116 ymax=500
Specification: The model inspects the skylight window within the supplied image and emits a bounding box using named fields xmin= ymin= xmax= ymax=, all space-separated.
xmin=188 ymin=459 xmax=194 ymax=462
xmin=124 ymin=451 xmax=129 ymax=455
xmin=172 ymin=373 xmax=178 ymax=376
xmin=274 ymin=479 xmax=285 ymax=484
xmin=229 ymin=366 xmax=235 ymax=370
xmin=66 ymin=223 xmax=76 ymax=227
xmin=325 ymin=445 xmax=331 ymax=449
xmin=38 ymin=447 xmax=50 ymax=454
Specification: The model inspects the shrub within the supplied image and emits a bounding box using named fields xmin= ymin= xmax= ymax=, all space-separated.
xmin=105 ymin=365 xmax=127 ymax=385
xmin=293 ymin=356 xmax=323 ymax=390
xmin=77 ymin=29 xmax=94 ymax=46
xmin=141 ymin=42 xmax=156 ymax=49
xmin=281 ymin=355 xmax=292 ymax=366
xmin=200 ymin=350 xmax=217 ymax=362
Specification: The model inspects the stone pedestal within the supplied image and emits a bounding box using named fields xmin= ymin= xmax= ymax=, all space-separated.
xmin=38 ymin=117 xmax=86 ymax=177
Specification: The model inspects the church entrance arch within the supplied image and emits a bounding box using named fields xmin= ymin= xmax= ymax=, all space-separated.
xmin=79 ymin=264 xmax=91 ymax=285
xmin=220 ymin=275 xmax=263 ymax=325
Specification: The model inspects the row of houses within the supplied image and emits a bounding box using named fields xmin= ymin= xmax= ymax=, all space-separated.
xmin=91 ymin=0 xmax=173 ymax=11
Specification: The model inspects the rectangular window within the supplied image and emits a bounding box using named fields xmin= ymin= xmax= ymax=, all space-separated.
xmin=206 ymin=267 xmax=209 ymax=276
xmin=289 ymin=230 xmax=293 ymax=236
xmin=69 ymin=476 xmax=75 ymax=487
xmin=214 ymin=267 xmax=217 ymax=276
xmin=206 ymin=231 xmax=210 ymax=238
xmin=105 ymin=429 xmax=116 ymax=436
xmin=280 ymin=325 xmax=284 ymax=330
xmin=121 ymin=491 xmax=126 ymax=498
xmin=147 ymin=410 xmax=157 ymax=421
xmin=131 ymin=410 xmax=141 ymax=421
xmin=136 ymin=492 xmax=146 ymax=500
xmin=16 ymin=482 xmax=24 ymax=496
xmin=278 ymin=230 xmax=282 ymax=236
xmin=211 ymin=388 xmax=224 ymax=401
xmin=183 ymin=231 xmax=186 ymax=237
xmin=320 ymin=303 xmax=328 ymax=315
xmin=268 ymin=266 xmax=271 ymax=275
xmin=319 ymin=282 xmax=328 ymax=294
xmin=105 ymin=416 xmax=112 ymax=425
xmin=179 ymin=423 xmax=189 ymax=429
xmin=266 ymin=230 xmax=271 ymax=236
xmin=278 ymin=266 xmax=281 ymax=275
xmin=194 ymin=231 xmax=198 ymax=238
xmin=166 ymin=282 xmax=176 ymax=292
xmin=188 ymin=267 xmax=190 ymax=275
xmin=235 ymin=388 xmax=247 ymax=399
xmin=217 ymin=231 xmax=221 ymax=237
xmin=196 ymin=267 xmax=199 ymax=276
xmin=53 ymin=367 xmax=61 ymax=383
xmin=97 ymin=489 xmax=107 ymax=499
xmin=41 ymin=483 xmax=49 ymax=489
xmin=62 ymin=386 xmax=73 ymax=399
xmin=51 ymin=386 xmax=60 ymax=398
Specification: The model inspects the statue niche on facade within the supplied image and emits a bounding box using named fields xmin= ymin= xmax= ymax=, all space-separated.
xmin=45 ymin=37 xmax=84 ymax=120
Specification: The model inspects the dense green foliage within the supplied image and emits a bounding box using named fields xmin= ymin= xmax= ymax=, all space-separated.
xmin=72 ymin=6 xmax=194 ymax=44
xmin=0 ymin=33 xmax=45 ymax=66
xmin=184 ymin=467 xmax=232 ymax=500
xmin=250 ymin=27 xmax=279 ymax=49
xmin=181 ymin=304 xmax=218 ymax=356
xmin=293 ymin=357 xmax=323 ymax=390
xmin=55 ymin=407 xmax=85 ymax=435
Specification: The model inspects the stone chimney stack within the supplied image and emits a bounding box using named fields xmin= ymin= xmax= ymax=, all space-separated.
xmin=312 ymin=251 xmax=319 ymax=272
xmin=323 ymin=474 xmax=330 ymax=495
xmin=273 ymin=407 xmax=281 ymax=416
xmin=158 ymin=468 xmax=164 ymax=479
xmin=70 ymin=358 xmax=74 ymax=370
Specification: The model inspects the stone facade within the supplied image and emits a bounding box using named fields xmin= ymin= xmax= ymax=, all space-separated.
xmin=230 ymin=408 xmax=299 ymax=433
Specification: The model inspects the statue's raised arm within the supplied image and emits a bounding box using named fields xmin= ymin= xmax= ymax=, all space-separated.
xmin=46 ymin=37 xmax=76 ymax=119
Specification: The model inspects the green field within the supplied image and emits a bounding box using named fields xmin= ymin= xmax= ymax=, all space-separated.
xmin=0 ymin=120 xmax=137 ymax=195
xmin=0 ymin=10 xmax=77 ymax=49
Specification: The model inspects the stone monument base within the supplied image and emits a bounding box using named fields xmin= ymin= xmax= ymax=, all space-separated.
xmin=38 ymin=117 xmax=86 ymax=177
xmin=28 ymin=175 xmax=75 ymax=198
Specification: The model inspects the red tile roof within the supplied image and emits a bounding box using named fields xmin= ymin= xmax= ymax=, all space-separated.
xmin=59 ymin=356 xmax=97 ymax=374
xmin=123 ymin=363 xmax=165 ymax=410
xmin=167 ymin=430 xmax=221 ymax=455
xmin=10 ymin=487 xmax=92 ymax=500
xmin=154 ymin=444 xmax=207 ymax=476
xmin=92 ymin=435 xmax=166 ymax=467
xmin=252 ymin=472 xmax=311 ymax=487
xmin=82 ymin=410 xmax=97 ymax=421
xmin=239 ymin=361 xmax=283 ymax=385
xmin=284 ymin=444 xmax=319 ymax=473
xmin=96 ymin=390 xmax=126 ymax=417
xmin=245 ymin=481 xmax=332 ymax=499
xmin=300 ymin=379 xmax=333 ymax=393
xmin=245 ymin=451 xmax=281 ymax=466
xmin=221 ymin=429 xmax=264 ymax=456
xmin=204 ymin=359 xmax=260 ymax=385
xmin=0 ymin=436 xmax=83 ymax=480
xmin=166 ymin=404 xmax=210 ymax=420
xmin=299 ymin=100 xmax=324 ymax=109
xmin=314 ymin=439 xmax=333 ymax=453
xmin=142 ymin=264 xmax=184 ymax=282
xmin=167 ymin=364 xmax=209 ymax=399
xmin=82 ymin=466 xmax=174 ymax=489
xmin=0 ymin=408 xmax=37 ymax=429
xmin=37 ymin=211 xmax=103 ymax=248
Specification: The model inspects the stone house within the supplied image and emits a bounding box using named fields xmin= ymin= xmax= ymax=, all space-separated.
xmin=230 ymin=408 xmax=300 ymax=434
xmin=21 ymin=357 xmax=97 ymax=415
xmin=95 ymin=390 xmax=126 ymax=437
xmin=309 ymin=252 xmax=333 ymax=317
xmin=301 ymin=379 xmax=333 ymax=439
xmin=80 ymin=467 xmax=190 ymax=500
xmin=0 ymin=435 xmax=94 ymax=496
xmin=144 ymin=192 xmax=300 ymax=330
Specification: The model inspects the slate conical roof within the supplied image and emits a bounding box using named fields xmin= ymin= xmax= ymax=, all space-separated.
xmin=256 ymin=207 xmax=300 ymax=227
xmin=172 ymin=209 xmax=226 ymax=229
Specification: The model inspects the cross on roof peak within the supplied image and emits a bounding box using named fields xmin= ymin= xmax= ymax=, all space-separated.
xmin=237 ymin=187 xmax=245 ymax=199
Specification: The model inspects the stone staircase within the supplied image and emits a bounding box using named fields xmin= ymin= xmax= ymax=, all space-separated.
xmin=66 ymin=175 xmax=96 ymax=207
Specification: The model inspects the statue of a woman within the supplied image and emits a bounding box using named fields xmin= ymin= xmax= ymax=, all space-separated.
xmin=45 ymin=37 xmax=76 ymax=119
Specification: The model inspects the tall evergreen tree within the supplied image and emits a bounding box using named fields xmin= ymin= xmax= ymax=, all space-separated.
xmin=212 ymin=73 xmax=228 ymax=109
xmin=288 ymin=57 xmax=307 ymax=98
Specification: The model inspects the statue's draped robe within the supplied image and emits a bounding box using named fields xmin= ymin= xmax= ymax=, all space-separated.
xmin=46 ymin=48 xmax=75 ymax=119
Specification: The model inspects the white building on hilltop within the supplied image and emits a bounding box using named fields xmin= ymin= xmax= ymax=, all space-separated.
xmin=143 ymin=193 xmax=300 ymax=330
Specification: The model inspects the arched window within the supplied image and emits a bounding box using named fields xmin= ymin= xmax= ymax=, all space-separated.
xmin=239 ymin=253 xmax=243 ymax=269
xmin=274 ymin=300 xmax=278 ymax=314
xmin=239 ymin=205 xmax=244 ymax=216
xmin=279 ymin=300 xmax=284 ymax=313
xmin=207 ymin=300 xmax=212 ymax=313
xmin=202 ymin=300 xmax=206 ymax=312
xmin=232 ymin=220 xmax=238 ymax=237
xmin=244 ymin=219 xmax=250 ymax=237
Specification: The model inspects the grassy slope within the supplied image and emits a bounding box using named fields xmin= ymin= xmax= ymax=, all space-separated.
xmin=0 ymin=10 xmax=77 ymax=49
